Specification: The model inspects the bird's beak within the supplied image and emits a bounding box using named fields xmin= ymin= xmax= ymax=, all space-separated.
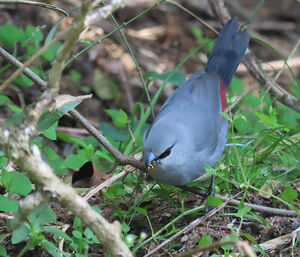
xmin=146 ymin=152 xmax=160 ymax=170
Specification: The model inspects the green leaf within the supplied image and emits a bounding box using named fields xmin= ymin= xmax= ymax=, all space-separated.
xmin=0 ymin=156 xmax=7 ymax=169
xmin=206 ymin=195 xmax=223 ymax=207
xmin=42 ymin=122 xmax=57 ymax=140
xmin=1 ymin=170 xmax=32 ymax=195
xmin=105 ymin=109 xmax=128 ymax=128
xmin=146 ymin=70 xmax=185 ymax=86
xmin=198 ymin=234 xmax=213 ymax=247
xmin=38 ymin=101 xmax=81 ymax=131
xmin=134 ymin=207 xmax=148 ymax=216
xmin=94 ymin=150 xmax=115 ymax=163
xmin=236 ymin=201 xmax=251 ymax=218
xmin=100 ymin=123 xmax=129 ymax=141
xmin=14 ymin=67 xmax=42 ymax=87
xmin=42 ymin=226 xmax=72 ymax=241
xmin=42 ymin=42 xmax=61 ymax=61
xmin=42 ymin=240 xmax=62 ymax=257
xmin=220 ymin=234 xmax=238 ymax=251
xmin=255 ymin=112 xmax=277 ymax=127
xmin=7 ymin=104 xmax=22 ymax=113
xmin=281 ymin=187 xmax=298 ymax=203
xmin=0 ymin=245 xmax=8 ymax=257
xmin=220 ymin=112 xmax=232 ymax=122
xmin=29 ymin=203 xmax=56 ymax=227
xmin=230 ymin=77 xmax=245 ymax=95
xmin=0 ymin=95 xmax=12 ymax=105
xmin=25 ymin=25 xmax=43 ymax=45
xmin=121 ymin=223 xmax=130 ymax=233
xmin=0 ymin=23 xmax=26 ymax=47
xmin=0 ymin=195 xmax=18 ymax=212
xmin=12 ymin=224 xmax=30 ymax=244
xmin=72 ymin=230 xmax=82 ymax=240
xmin=65 ymin=154 xmax=88 ymax=169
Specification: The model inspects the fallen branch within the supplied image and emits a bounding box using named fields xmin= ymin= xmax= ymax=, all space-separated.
xmin=143 ymin=192 xmax=241 ymax=257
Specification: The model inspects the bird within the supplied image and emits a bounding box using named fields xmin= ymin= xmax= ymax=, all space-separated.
xmin=142 ymin=17 xmax=249 ymax=186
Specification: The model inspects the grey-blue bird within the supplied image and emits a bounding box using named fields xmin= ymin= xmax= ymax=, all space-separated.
xmin=143 ymin=17 xmax=249 ymax=186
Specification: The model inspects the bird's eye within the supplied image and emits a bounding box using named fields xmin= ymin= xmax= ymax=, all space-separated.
xmin=158 ymin=145 xmax=173 ymax=159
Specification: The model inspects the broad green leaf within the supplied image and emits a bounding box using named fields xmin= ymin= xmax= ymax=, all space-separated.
xmin=230 ymin=77 xmax=245 ymax=95
xmin=70 ymin=69 xmax=82 ymax=84
xmin=100 ymin=123 xmax=128 ymax=141
xmin=0 ymin=245 xmax=8 ymax=257
xmin=42 ymin=42 xmax=61 ymax=61
xmin=0 ymin=195 xmax=18 ymax=212
xmin=94 ymin=150 xmax=115 ymax=163
xmin=12 ymin=224 xmax=30 ymax=244
xmin=65 ymin=154 xmax=87 ymax=169
xmin=121 ymin=223 xmax=130 ymax=233
xmin=72 ymin=230 xmax=82 ymax=240
xmin=38 ymin=101 xmax=81 ymax=131
xmin=206 ymin=195 xmax=223 ymax=207
xmin=7 ymin=104 xmax=22 ymax=113
xmin=25 ymin=25 xmax=43 ymax=45
xmin=42 ymin=226 xmax=72 ymax=241
xmin=105 ymin=109 xmax=128 ymax=128
xmin=146 ymin=70 xmax=185 ymax=86
xmin=1 ymin=170 xmax=32 ymax=195
xmin=42 ymin=122 xmax=57 ymax=140
xmin=0 ymin=95 xmax=12 ymax=105
xmin=134 ymin=207 xmax=148 ymax=216
xmin=198 ymin=234 xmax=213 ymax=247
xmin=0 ymin=23 xmax=26 ymax=47
xmin=281 ymin=187 xmax=298 ymax=203
xmin=29 ymin=203 xmax=56 ymax=227
xmin=220 ymin=234 xmax=238 ymax=251
xmin=42 ymin=240 xmax=62 ymax=257
xmin=255 ymin=112 xmax=277 ymax=127
xmin=14 ymin=67 xmax=42 ymax=87
xmin=0 ymin=156 xmax=7 ymax=169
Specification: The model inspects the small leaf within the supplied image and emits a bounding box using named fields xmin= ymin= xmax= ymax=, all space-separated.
xmin=206 ymin=195 xmax=223 ymax=207
xmin=65 ymin=154 xmax=87 ymax=169
xmin=42 ymin=240 xmax=61 ymax=257
xmin=29 ymin=203 xmax=56 ymax=226
xmin=72 ymin=230 xmax=82 ymax=239
xmin=281 ymin=187 xmax=298 ymax=203
xmin=42 ymin=226 xmax=71 ymax=241
xmin=42 ymin=41 xmax=61 ymax=61
xmin=0 ymin=195 xmax=18 ymax=212
xmin=100 ymin=123 xmax=128 ymax=141
xmin=198 ymin=234 xmax=213 ymax=247
xmin=1 ymin=171 xmax=32 ymax=195
xmin=0 ymin=245 xmax=8 ymax=257
xmin=105 ymin=109 xmax=128 ymax=128
xmin=230 ymin=77 xmax=245 ymax=95
xmin=42 ymin=122 xmax=57 ymax=140
xmin=121 ymin=223 xmax=130 ymax=233
xmin=12 ymin=224 xmax=30 ymax=244
xmin=0 ymin=23 xmax=26 ymax=47
xmin=134 ymin=207 xmax=148 ymax=216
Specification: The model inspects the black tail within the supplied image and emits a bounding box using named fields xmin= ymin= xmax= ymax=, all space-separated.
xmin=205 ymin=17 xmax=249 ymax=87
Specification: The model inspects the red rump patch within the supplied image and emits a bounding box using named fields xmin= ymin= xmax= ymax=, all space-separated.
xmin=220 ymin=79 xmax=226 ymax=113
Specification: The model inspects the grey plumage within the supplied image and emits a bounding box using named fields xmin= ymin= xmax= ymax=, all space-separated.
xmin=143 ymin=17 xmax=249 ymax=186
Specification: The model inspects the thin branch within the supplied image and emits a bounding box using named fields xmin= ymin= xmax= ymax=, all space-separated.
xmin=0 ymin=0 xmax=68 ymax=16
xmin=182 ymin=186 xmax=299 ymax=217
xmin=69 ymin=109 xmax=144 ymax=170
xmin=143 ymin=192 xmax=241 ymax=257
xmin=0 ymin=47 xmax=47 ymax=88
xmin=0 ymin=31 xmax=66 ymax=91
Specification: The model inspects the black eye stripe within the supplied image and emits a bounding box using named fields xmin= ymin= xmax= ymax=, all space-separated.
xmin=158 ymin=145 xmax=173 ymax=159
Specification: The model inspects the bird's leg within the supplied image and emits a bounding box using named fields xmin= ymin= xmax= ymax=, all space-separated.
xmin=207 ymin=175 xmax=215 ymax=197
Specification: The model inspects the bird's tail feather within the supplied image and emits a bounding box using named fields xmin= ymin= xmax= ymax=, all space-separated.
xmin=205 ymin=17 xmax=249 ymax=87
